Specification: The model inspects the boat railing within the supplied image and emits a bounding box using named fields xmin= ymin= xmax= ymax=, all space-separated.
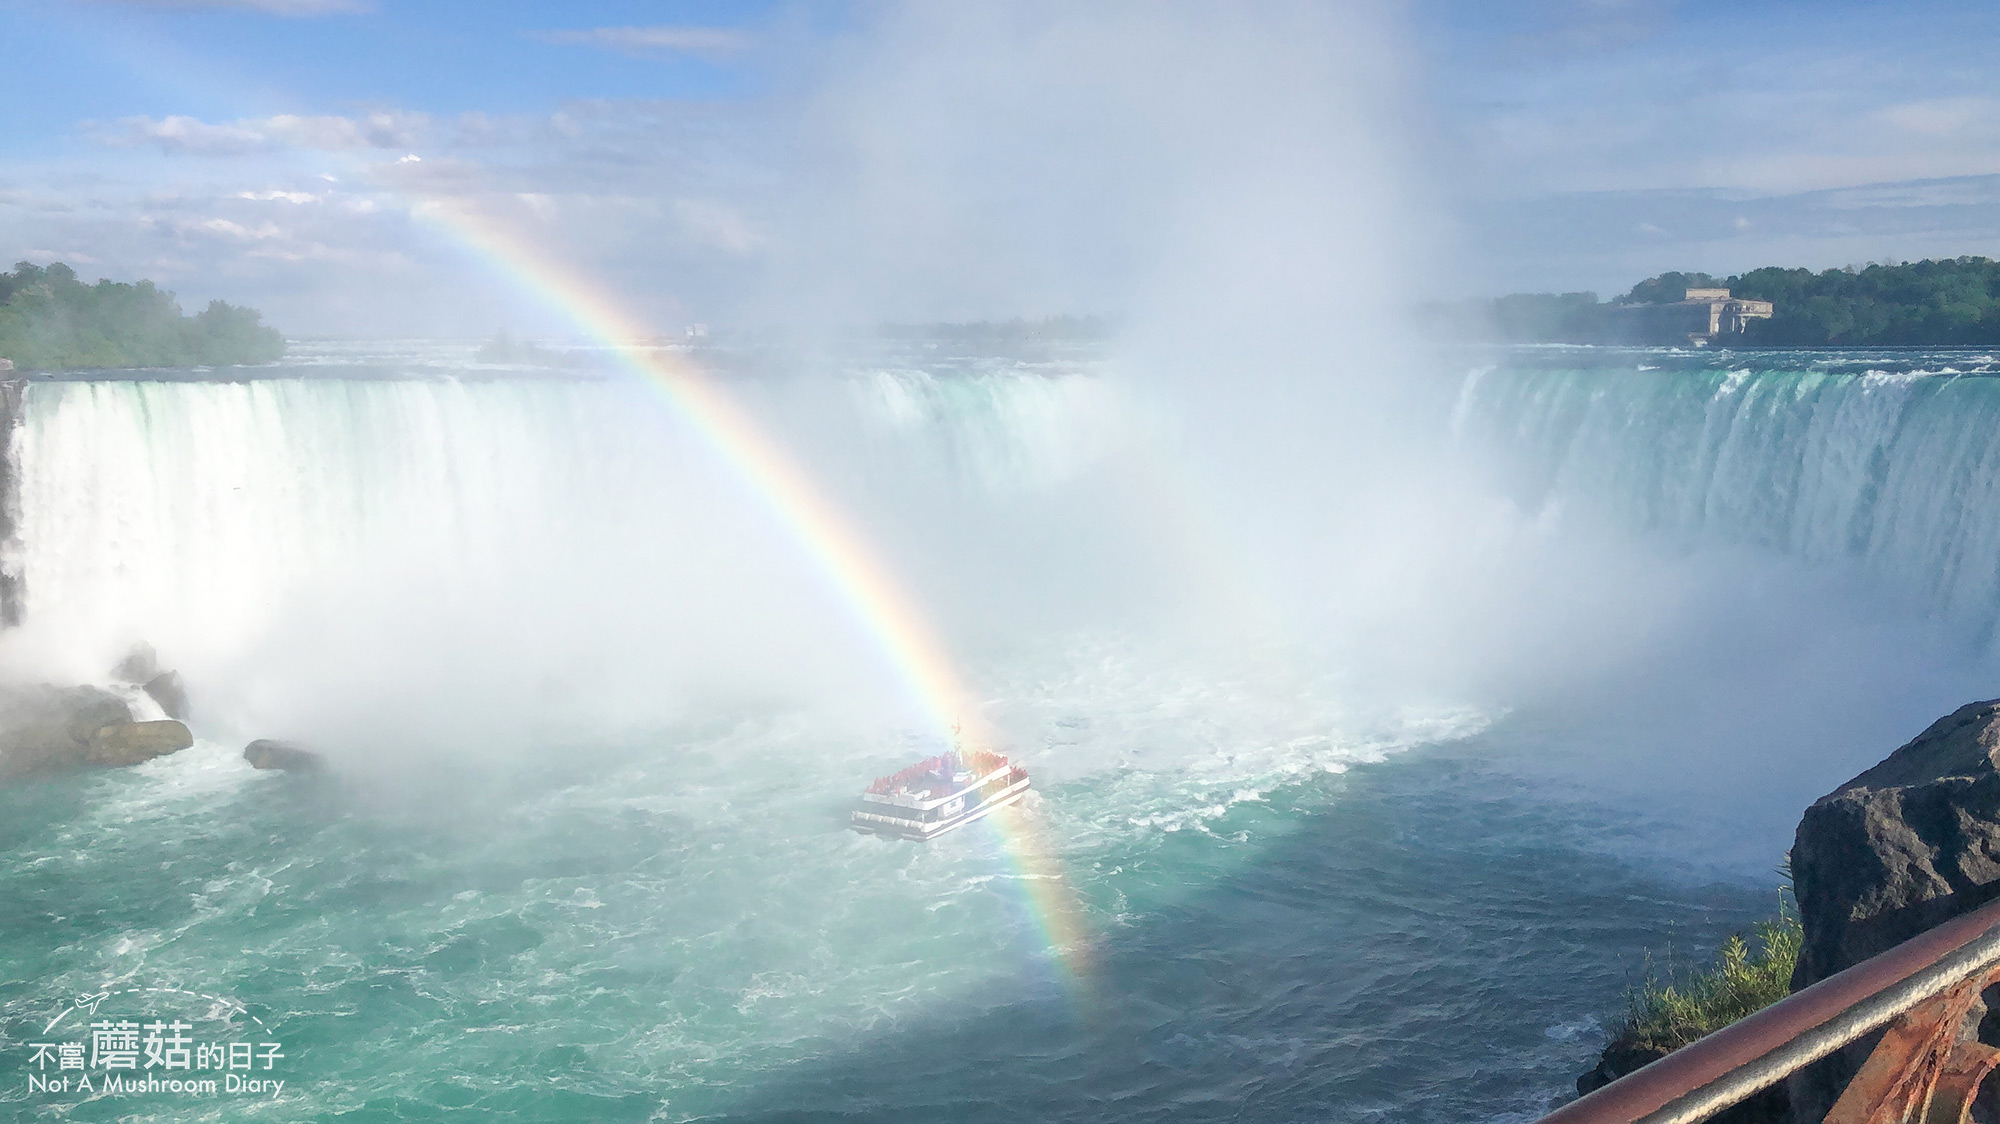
xmin=866 ymin=751 xmax=1012 ymax=795
xmin=1536 ymin=893 xmax=2000 ymax=1124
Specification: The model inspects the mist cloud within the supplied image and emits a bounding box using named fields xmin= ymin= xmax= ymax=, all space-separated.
xmin=21 ymin=2 xmax=1432 ymax=338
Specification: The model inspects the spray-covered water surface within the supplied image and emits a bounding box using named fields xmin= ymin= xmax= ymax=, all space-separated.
xmin=1 ymin=340 xmax=1990 ymax=1120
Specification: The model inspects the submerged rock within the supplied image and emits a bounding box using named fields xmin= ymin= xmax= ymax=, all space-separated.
xmin=1787 ymin=698 xmax=2000 ymax=1120
xmin=0 ymin=685 xmax=191 ymax=779
xmin=142 ymin=670 xmax=189 ymax=720
xmin=243 ymin=739 xmax=324 ymax=772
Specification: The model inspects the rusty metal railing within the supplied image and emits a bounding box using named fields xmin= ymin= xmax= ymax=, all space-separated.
xmin=1540 ymin=895 xmax=2000 ymax=1124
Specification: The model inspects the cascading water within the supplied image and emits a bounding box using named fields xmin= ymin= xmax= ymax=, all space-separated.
xmin=10 ymin=340 xmax=1983 ymax=1122
xmin=0 ymin=352 xmax=1164 ymax=752
xmin=1455 ymin=351 xmax=2000 ymax=627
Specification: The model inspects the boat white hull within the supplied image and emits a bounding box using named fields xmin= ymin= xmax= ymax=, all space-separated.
xmin=851 ymin=775 xmax=1031 ymax=840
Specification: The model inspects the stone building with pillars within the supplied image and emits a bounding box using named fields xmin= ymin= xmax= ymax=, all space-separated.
xmin=1615 ymin=287 xmax=1775 ymax=345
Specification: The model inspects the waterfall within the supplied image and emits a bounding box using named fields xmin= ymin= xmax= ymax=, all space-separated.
xmin=0 ymin=362 xmax=1137 ymax=739
xmin=1455 ymin=361 xmax=2000 ymax=622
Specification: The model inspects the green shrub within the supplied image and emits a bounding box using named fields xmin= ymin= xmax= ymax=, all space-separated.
xmin=1619 ymin=907 xmax=1802 ymax=1053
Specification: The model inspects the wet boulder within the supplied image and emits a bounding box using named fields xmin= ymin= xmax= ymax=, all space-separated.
xmin=0 ymin=685 xmax=191 ymax=779
xmin=243 ymin=739 xmax=325 ymax=772
xmin=1577 ymin=1039 xmax=1669 ymax=1096
xmin=85 ymin=720 xmax=194 ymax=767
xmin=112 ymin=643 xmax=161 ymax=685
xmin=142 ymin=670 xmax=189 ymax=720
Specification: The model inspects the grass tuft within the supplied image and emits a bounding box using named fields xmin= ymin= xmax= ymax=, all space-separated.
xmin=1618 ymin=906 xmax=1802 ymax=1054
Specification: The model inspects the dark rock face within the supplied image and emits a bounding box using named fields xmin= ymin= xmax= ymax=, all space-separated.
xmin=0 ymin=379 xmax=21 ymax=626
xmin=1791 ymin=699 xmax=2000 ymax=988
xmin=103 ymin=646 xmax=191 ymax=720
xmin=1576 ymin=1039 xmax=1787 ymax=1122
xmin=112 ymin=643 xmax=161 ymax=686
xmin=243 ymin=739 xmax=324 ymax=772
xmin=1577 ymin=1039 xmax=1669 ymax=1096
xmin=143 ymin=671 xmax=189 ymax=720
xmin=1787 ymin=698 xmax=2000 ymax=1121
xmin=0 ymin=685 xmax=192 ymax=779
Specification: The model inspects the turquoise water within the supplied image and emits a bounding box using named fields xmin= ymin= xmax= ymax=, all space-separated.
xmin=0 ymin=719 xmax=1775 ymax=1122
xmin=7 ymin=342 xmax=1995 ymax=1121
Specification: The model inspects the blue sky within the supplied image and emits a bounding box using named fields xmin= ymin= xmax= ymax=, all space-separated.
xmin=1 ymin=2 xmax=794 ymax=139
xmin=4 ymin=1 xmax=2000 ymax=334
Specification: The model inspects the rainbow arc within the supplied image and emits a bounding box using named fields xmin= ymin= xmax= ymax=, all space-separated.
xmin=416 ymin=198 xmax=1093 ymax=977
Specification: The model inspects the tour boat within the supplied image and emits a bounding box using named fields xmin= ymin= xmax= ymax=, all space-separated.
xmin=851 ymin=748 xmax=1031 ymax=840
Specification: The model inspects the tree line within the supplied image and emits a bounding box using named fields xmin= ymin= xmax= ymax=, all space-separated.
xmin=0 ymin=262 xmax=284 ymax=370
xmin=1464 ymin=257 xmax=2000 ymax=346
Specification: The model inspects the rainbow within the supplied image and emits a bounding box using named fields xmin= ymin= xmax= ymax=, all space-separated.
xmin=417 ymin=198 xmax=977 ymax=736
xmin=414 ymin=197 xmax=1094 ymax=977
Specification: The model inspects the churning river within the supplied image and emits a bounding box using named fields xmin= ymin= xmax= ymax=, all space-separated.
xmin=5 ymin=340 xmax=1999 ymax=1122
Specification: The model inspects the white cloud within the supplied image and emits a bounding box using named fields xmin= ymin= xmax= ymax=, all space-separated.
xmin=20 ymin=249 xmax=98 ymax=265
xmin=195 ymin=218 xmax=284 ymax=240
xmin=120 ymin=115 xmax=271 ymax=156
xmin=236 ymin=189 xmax=320 ymax=204
xmin=263 ymin=111 xmax=425 ymax=150
xmin=1462 ymin=173 xmax=2000 ymax=299
xmin=110 ymin=111 xmax=428 ymax=155
xmin=1872 ymin=97 xmax=2000 ymax=140
xmin=530 ymin=26 xmax=751 ymax=57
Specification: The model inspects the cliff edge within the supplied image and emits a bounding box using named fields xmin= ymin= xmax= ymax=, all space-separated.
xmin=1787 ymin=698 xmax=2000 ymax=1120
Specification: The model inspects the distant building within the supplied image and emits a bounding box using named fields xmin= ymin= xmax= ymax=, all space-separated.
xmin=1614 ymin=288 xmax=1775 ymax=346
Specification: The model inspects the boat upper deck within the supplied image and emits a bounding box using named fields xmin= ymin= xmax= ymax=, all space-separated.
xmin=860 ymin=750 xmax=1020 ymax=812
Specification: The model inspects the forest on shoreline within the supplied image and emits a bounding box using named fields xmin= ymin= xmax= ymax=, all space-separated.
xmin=0 ymin=262 xmax=283 ymax=370
xmin=1460 ymin=257 xmax=2000 ymax=347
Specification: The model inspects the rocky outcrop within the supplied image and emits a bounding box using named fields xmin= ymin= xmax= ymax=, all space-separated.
xmin=112 ymin=643 xmax=162 ymax=686
xmin=1577 ymin=1040 xmax=1787 ymax=1122
xmin=0 ymin=379 xmax=21 ymax=626
xmin=108 ymin=644 xmax=191 ymax=720
xmin=243 ymin=739 xmax=324 ymax=772
xmin=1786 ymin=698 xmax=2000 ymax=1121
xmin=0 ymin=685 xmax=193 ymax=779
xmin=87 ymin=719 xmax=194 ymax=766
xmin=143 ymin=671 xmax=189 ymax=720
xmin=1791 ymin=699 xmax=2000 ymax=987
xmin=1577 ymin=1040 xmax=1669 ymax=1096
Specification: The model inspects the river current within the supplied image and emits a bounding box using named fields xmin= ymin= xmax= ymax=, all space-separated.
xmin=3 ymin=340 xmax=1992 ymax=1121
